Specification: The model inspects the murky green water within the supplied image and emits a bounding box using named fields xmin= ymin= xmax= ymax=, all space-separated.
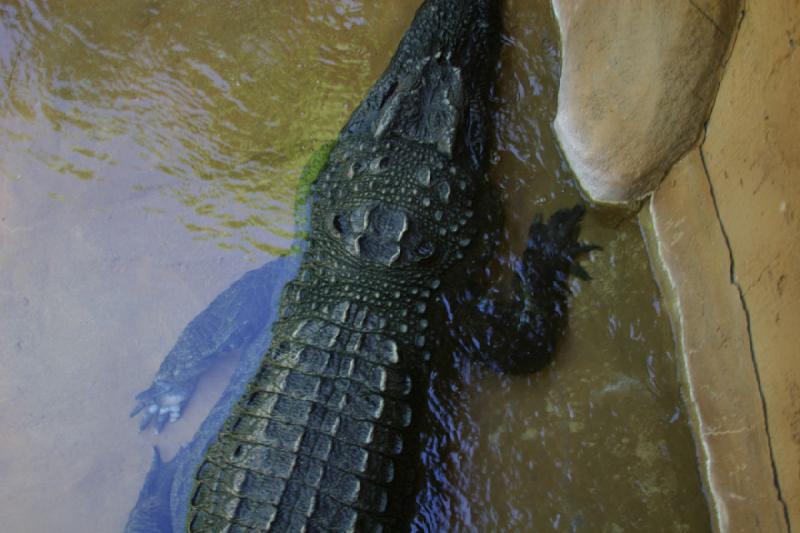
xmin=0 ymin=1 xmax=710 ymax=531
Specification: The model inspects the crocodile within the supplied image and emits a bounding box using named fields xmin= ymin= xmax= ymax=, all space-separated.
xmin=126 ymin=0 xmax=595 ymax=530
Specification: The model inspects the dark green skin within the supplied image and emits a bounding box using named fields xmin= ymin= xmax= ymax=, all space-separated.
xmin=126 ymin=0 xmax=595 ymax=531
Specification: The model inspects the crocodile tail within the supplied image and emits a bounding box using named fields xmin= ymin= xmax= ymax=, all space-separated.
xmin=521 ymin=205 xmax=598 ymax=293
xmin=124 ymin=447 xmax=176 ymax=533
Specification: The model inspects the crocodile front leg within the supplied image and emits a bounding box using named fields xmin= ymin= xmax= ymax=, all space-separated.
xmin=124 ymin=256 xmax=302 ymax=533
xmin=131 ymin=257 xmax=301 ymax=433
xmin=444 ymin=205 xmax=598 ymax=374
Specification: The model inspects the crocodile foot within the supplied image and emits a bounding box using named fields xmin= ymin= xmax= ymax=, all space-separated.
xmin=521 ymin=205 xmax=600 ymax=291
xmin=130 ymin=378 xmax=197 ymax=434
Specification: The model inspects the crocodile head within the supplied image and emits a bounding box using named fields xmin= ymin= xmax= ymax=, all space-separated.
xmin=341 ymin=0 xmax=501 ymax=173
xmin=306 ymin=0 xmax=502 ymax=275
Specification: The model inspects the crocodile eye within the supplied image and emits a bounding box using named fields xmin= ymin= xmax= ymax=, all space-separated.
xmin=331 ymin=214 xmax=345 ymax=236
xmin=415 ymin=241 xmax=435 ymax=259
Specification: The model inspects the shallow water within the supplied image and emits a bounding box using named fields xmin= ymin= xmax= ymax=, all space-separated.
xmin=0 ymin=1 xmax=710 ymax=531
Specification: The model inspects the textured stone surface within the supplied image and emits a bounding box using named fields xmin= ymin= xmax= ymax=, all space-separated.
xmin=644 ymin=150 xmax=788 ymax=532
xmin=701 ymin=0 xmax=800 ymax=528
xmin=552 ymin=0 xmax=741 ymax=204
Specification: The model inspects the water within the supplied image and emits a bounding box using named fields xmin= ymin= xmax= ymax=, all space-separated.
xmin=0 ymin=1 xmax=710 ymax=531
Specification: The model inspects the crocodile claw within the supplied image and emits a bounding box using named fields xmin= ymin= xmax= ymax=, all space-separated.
xmin=130 ymin=379 xmax=197 ymax=434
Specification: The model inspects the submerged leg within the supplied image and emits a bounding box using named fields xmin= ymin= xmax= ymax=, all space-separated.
xmin=124 ymin=256 xmax=302 ymax=533
xmin=124 ymin=448 xmax=176 ymax=533
xmin=130 ymin=255 xmax=301 ymax=433
xmin=445 ymin=205 xmax=598 ymax=374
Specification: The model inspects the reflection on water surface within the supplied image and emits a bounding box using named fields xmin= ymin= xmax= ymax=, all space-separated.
xmin=0 ymin=0 xmax=710 ymax=531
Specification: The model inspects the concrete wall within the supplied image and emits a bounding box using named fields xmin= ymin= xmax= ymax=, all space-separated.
xmin=649 ymin=1 xmax=799 ymax=529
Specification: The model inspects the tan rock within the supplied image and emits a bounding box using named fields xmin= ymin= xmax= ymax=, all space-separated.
xmin=644 ymin=149 xmax=788 ymax=532
xmin=552 ymin=0 xmax=741 ymax=204
xmin=560 ymin=0 xmax=800 ymax=529
xmin=701 ymin=0 xmax=800 ymax=527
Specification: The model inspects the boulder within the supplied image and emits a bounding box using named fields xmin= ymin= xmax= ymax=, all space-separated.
xmin=552 ymin=0 xmax=741 ymax=204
